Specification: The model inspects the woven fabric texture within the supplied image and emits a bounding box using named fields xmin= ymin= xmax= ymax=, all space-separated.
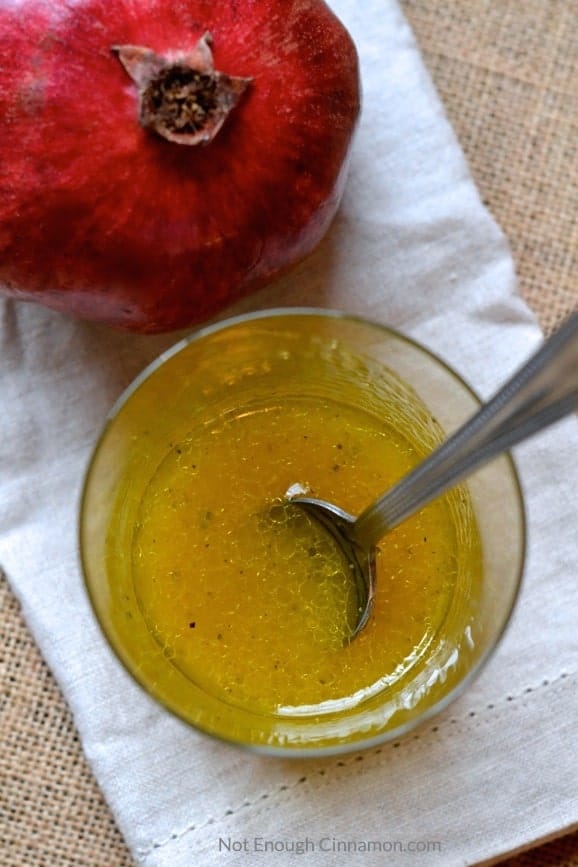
xmin=1 ymin=1 xmax=577 ymax=865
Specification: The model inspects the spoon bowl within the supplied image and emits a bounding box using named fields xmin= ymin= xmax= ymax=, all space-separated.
xmin=285 ymin=497 xmax=376 ymax=638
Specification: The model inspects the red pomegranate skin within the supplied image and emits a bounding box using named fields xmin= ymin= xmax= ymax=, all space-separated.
xmin=0 ymin=0 xmax=360 ymax=332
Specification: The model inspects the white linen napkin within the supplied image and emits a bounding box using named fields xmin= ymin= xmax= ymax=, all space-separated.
xmin=2 ymin=1 xmax=578 ymax=865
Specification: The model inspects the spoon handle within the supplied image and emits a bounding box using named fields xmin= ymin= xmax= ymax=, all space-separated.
xmin=354 ymin=311 xmax=578 ymax=548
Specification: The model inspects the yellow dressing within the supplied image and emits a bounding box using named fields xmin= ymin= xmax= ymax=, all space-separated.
xmin=100 ymin=318 xmax=483 ymax=749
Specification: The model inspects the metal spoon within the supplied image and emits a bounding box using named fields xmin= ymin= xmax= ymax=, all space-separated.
xmin=290 ymin=311 xmax=578 ymax=638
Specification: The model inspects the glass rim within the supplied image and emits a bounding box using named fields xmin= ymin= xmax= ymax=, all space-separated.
xmin=78 ymin=306 xmax=527 ymax=758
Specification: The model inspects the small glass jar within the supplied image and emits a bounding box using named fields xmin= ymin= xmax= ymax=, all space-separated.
xmin=80 ymin=308 xmax=525 ymax=756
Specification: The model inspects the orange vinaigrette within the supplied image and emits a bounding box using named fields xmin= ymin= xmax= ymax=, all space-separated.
xmin=100 ymin=319 xmax=483 ymax=748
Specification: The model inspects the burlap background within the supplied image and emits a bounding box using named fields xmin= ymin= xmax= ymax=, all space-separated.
xmin=1 ymin=1 xmax=577 ymax=865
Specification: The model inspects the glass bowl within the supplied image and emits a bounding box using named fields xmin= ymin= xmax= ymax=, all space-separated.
xmin=79 ymin=308 xmax=525 ymax=756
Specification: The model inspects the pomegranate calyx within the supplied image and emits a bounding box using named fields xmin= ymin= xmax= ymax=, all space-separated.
xmin=112 ymin=32 xmax=251 ymax=146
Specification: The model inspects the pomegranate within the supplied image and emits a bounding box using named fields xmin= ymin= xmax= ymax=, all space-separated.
xmin=0 ymin=0 xmax=360 ymax=333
